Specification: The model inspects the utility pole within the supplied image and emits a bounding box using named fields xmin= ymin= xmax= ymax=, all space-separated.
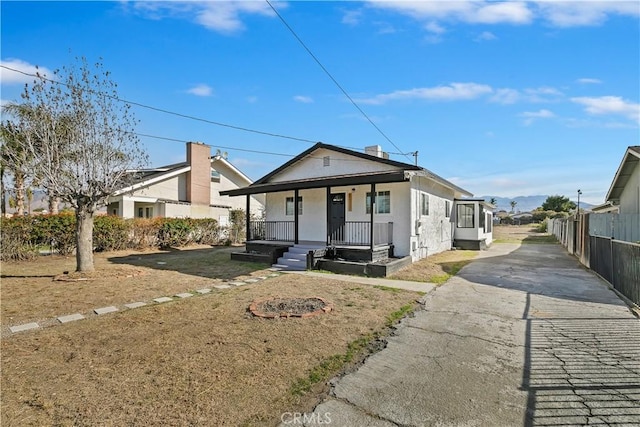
xmin=412 ymin=151 xmax=418 ymax=166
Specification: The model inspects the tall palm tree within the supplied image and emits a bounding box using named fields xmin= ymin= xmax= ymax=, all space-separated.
xmin=510 ymin=200 xmax=517 ymax=213
xmin=0 ymin=120 xmax=29 ymax=216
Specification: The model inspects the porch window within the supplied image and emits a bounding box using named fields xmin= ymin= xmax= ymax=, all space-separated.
xmin=421 ymin=193 xmax=429 ymax=216
xmin=366 ymin=191 xmax=390 ymax=214
xmin=137 ymin=207 xmax=153 ymax=218
xmin=456 ymin=204 xmax=474 ymax=228
xmin=445 ymin=201 xmax=451 ymax=218
xmin=479 ymin=205 xmax=485 ymax=229
xmin=285 ymin=196 xmax=303 ymax=215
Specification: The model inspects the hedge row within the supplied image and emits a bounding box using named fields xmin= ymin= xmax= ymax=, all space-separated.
xmin=0 ymin=214 xmax=231 ymax=261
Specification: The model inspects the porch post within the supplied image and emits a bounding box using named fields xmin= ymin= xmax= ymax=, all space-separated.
xmin=245 ymin=195 xmax=251 ymax=242
xmin=326 ymin=187 xmax=331 ymax=245
xmin=370 ymin=183 xmax=375 ymax=250
xmin=294 ymin=189 xmax=299 ymax=244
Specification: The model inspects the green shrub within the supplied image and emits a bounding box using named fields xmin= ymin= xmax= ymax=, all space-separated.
xmin=94 ymin=215 xmax=130 ymax=251
xmin=0 ymin=216 xmax=39 ymax=261
xmin=191 ymin=218 xmax=220 ymax=245
xmin=30 ymin=213 xmax=76 ymax=255
xmin=158 ymin=218 xmax=194 ymax=248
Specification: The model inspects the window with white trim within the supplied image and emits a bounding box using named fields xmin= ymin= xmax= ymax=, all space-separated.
xmin=445 ymin=200 xmax=451 ymax=218
xmin=456 ymin=204 xmax=474 ymax=228
xmin=421 ymin=193 xmax=429 ymax=216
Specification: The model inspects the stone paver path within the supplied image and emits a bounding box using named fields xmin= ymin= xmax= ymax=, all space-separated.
xmin=5 ymin=272 xmax=282 ymax=337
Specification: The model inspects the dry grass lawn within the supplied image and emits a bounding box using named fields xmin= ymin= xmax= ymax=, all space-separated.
xmin=1 ymin=245 xmax=271 ymax=327
xmin=493 ymin=224 xmax=557 ymax=244
xmin=389 ymin=249 xmax=478 ymax=284
xmin=1 ymin=250 xmax=421 ymax=426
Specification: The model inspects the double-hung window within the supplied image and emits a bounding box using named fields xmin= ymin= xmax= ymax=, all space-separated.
xmin=420 ymin=193 xmax=429 ymax=216
xmin=285 ymin=196 xmax=303 ymax=215
xmin=366 ymin=191 xmax=390 ymax=214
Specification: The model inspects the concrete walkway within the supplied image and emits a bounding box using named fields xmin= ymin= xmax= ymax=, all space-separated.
xmin=296 ymin=243 xmax=640 ymax=426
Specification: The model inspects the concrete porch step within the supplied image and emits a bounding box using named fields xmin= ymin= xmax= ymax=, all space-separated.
xmin=271 ymin=263 xmax=306 ymax=271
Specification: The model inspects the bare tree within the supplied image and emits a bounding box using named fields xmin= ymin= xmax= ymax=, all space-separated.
xmin=4 ymin=57 xmax=148 ymax=272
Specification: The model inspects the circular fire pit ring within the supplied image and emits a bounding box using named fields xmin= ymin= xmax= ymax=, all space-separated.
xmin=249 ymin=297 xmax=333 ymax=319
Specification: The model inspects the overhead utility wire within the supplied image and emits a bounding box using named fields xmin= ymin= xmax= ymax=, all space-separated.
xmin=265 ymin=0 xmax=412 ymax=163
xmin=0 ymin=65 xmax=316 ymax=144
xmin=1 ymin=65 xmax=416 ymax=160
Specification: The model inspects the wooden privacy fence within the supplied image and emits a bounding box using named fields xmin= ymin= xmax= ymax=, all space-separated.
xmin=549 ymin=213 xmax=640 ymax=306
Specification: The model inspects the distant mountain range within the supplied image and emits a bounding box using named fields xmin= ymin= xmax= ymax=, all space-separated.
xmin=480 ymin=195 xmax=594 ymax=213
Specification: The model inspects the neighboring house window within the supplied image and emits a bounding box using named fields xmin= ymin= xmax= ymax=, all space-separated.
xmin=366 ymin=191 xmax=391 ymax=214
xmin=421 ymin=193 xmax=429 ymax=216
xmin=323 ymin=156 xmax=330 ymax=166
xmin=285 ymin=196 xmax=303 ymax=215
xmin=210 ymin=169 xmax=221 ymax=182
xmin=138 ymin=207 xmax=153 ymax=218
xmin=457 ymin=204 xmax=474 ymax=228
xmin=445 ymin=200 xmax=451 ymax=218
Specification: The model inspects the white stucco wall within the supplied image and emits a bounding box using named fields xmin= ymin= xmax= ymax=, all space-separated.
xmin=619 ymin=162 xmax=640 ymax=214
xmin=269 ymin=148 xmax=402 ymax=182
xmin=409 ymin=176 xmax=456 ymax=261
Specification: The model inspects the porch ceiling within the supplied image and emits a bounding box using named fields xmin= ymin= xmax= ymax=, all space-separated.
xmin=220 ymin=170 xmax=408 ymax=196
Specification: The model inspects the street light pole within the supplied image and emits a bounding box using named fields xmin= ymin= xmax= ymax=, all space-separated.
xmin=577 ymin=189 xmax=582 ymax=214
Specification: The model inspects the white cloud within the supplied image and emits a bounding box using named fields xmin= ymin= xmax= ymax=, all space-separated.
xmin=365 ymin=1 xmax=638 ymax=31
xmin=490 ymin=88 xmax=520 ymax=104
xmin=186 ymin=84 xmax=213 ymax=97
xmin=475 ymin=31 xmax=497 ymax=42
xmin=293 ymin=95 xmax=313 ymax=104
xmin=358 ymin=82 xmax=493 ymax=105
xmin=367 ymin=1 xmax=533 ymax=25
xmin=342 ymin=9 xmax=362 ymax=26
xmin=535 ymin=1 xmax=640 ymax=27
xmin=0 ymin=58 xmax=52 ymax=84
xmin=130 ymin=1 xmax=280 ymax=34
xmin=519 ymin=109 xmax=556 ymax=125
xmin=571 ymin=96 xmax=640 ymax=122
xmin=576 ymin=78 xmax=602 ymax=84
xmin=424 ymin=21 xmax=446 ymax=34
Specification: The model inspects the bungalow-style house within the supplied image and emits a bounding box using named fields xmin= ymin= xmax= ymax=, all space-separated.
xmin=108 ymin=142 xmax=264 ymax=224
xmin=221 ymin=143 xmax=492 ymax=275
xmin=605 ymin=146 xmax=640 ymax=215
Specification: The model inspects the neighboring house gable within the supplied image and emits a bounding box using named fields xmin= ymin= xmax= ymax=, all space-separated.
xmin=108 ymin=142 xmax=263 ymax=221
xmin=606 ymin=146 xmax=640 ymax=214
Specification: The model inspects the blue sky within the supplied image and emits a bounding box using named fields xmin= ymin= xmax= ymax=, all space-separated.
xmin=1 ymin=1 xmax=639 ymax=205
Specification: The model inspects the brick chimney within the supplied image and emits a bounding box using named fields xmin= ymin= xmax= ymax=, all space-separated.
xmin=186 ymin=142 xmax=211 ymax=206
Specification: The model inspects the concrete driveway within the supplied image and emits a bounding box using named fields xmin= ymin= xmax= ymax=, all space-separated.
xmin=294 ymin=243 xmax=640 ymax=427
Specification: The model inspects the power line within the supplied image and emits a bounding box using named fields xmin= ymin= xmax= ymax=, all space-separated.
xmin=265 ymin=0 xmax=412 ymax=162
xmin=0 ymin=65 xmax=316 ymax=144
xmin=1 ymin=65 xmax=417 ymax=162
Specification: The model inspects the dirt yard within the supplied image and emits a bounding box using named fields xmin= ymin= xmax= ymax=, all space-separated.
xmin=493 ymin=224 xmax=557 ymax=244
xmin=389 ymin=249 xmax=478 ymax=284
xmin=1 ymin=248 xmax=421 ymax=426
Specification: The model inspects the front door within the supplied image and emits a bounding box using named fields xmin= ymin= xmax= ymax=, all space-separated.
xmin=329 ymin=193 xmax=346 ymax=243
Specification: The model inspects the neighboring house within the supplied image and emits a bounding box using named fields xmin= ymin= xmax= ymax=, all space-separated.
xmin=221 ymin=143 xmax=492 ymax=272
xmin=108 ymin=142 xmax=264 ymax=224
xmin=605 ymin=146 xmax=640 ymax=214
xmin=589 ymin=202 xmax=619 ymax=214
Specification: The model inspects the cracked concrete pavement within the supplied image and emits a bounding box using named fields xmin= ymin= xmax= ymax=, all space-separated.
xmin=289 ymin=243 xmax=640 ymax=427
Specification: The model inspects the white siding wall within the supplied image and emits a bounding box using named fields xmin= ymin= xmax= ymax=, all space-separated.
xmin=136 ymin=176 xmax=183 ymax=201
xmin=619 ymin=163 xmax=640 ymax=214
xmin=270 ymin=148 xmax=402 ymax=182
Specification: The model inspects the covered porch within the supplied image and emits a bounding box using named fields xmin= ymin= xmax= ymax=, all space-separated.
xmin=221 ymin=170 xmax=409 ymax=252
